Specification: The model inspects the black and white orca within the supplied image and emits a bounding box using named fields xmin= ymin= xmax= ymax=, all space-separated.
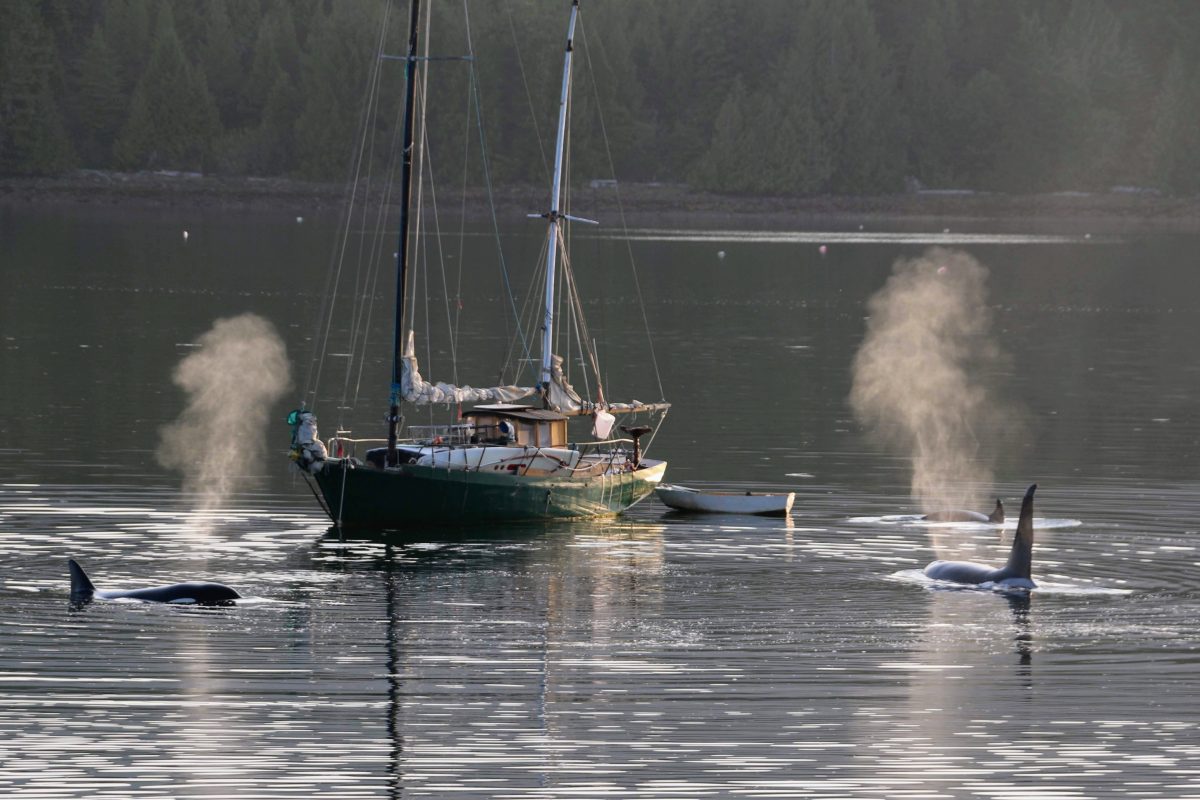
xmin=923 ymin=484 xmax=1037 ymax=589
xmin=69 ymin=559 xmax=241 ymax=606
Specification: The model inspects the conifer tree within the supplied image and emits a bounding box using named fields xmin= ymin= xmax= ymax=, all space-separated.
xmin=73 ymin=24 xmax=126 ymax=168
xmin=1142 ymin=50 xmax=1200 ymax=194
xmin=293 ymin=2 xmax=384 ymax=180
xmin=0 ymin=0 xmax=75 ymax=175
xmin=103 ymin=0 xmax=151 ymax=95
xmin=199 ymin=0 xmax=244 ymax=130
xmin=115 ymin=3 xmax=219 ymax=171
xmin=899 ymin=8 xmax=958 ymax=186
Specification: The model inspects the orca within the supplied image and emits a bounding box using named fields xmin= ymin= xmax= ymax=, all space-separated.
xmin=922 ymin=498 xmax=1004 ymax=524
xmin=923 ymin=484 xmax=1037 ymax=589
xmin=69 ymin=559 xmax=241 ymax=606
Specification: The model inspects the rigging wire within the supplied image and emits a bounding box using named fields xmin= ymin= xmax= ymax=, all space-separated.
xmin=498 ymin=232 xmax=549 ymax=387
xmin=462 ymin=0 xmax=536 ymax=386
xmin=558 ymin=227 xmax=603 ymax=405
xmin=350 ymin=96 xmax=405 ymax=410
xmin=504 ymin=1 xmax=551 ymax=184
xmin=303 ymin=0 xmax=395 ymax=420
xmin=418 ymin=99 xmax=461 ymax=386
xmin=340 ymin=7 xmax=397 ymax=428
xmin=576 ymin=11 xmax=667 ymax=403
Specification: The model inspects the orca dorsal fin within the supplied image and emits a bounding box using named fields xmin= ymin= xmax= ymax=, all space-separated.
xmin=1003 ymin=484 xmax=1037 ymax=579
xmin=68 ymin=558 xmax=97 ymax=602
xmin=989 ymin=498 xmax=1005 ymax=524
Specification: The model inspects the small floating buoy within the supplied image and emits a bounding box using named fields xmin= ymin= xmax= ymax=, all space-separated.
xmin=296 ymin=216 xmax=304 ymax=224
xmin=182 ymin=230 xmax=189 ymax=241
xmin=818 ymin=245 xmax=828 ymax=255
xmin=943 ymin=227 xmax=950 ymax=234
xmin=717 ymin=250 xmax=726 ymax=260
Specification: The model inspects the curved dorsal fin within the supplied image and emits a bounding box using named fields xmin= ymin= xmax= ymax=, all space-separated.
xmin=1003 ymin=484 xmax=1037 ymax=579
xmin=68 ymin=558 xmax=97 ymax=602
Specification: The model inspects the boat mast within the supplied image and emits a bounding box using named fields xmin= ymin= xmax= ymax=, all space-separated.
xmin=387 ymin=0 xmax=422 ymax=467
xmin=539 ymin=0 xmax=580 ymax=408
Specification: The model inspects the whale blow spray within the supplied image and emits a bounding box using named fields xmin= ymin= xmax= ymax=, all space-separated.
xmin=157 ymin=313 xmax=291 ymax=513
xmin=849 ymin=248 xmax=1022 ymax=513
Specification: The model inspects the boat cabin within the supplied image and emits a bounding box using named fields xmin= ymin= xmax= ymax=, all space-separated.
xmin=463 ymin=404 xmax=568 ymax=448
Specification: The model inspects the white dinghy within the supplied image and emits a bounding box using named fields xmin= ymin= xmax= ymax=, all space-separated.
xmin=656 ymin=485 xmax=795 ymax=517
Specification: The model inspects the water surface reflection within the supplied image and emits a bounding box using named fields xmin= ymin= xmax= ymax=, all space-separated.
xmin=3 ymin=209 xmax=1200 ymax=796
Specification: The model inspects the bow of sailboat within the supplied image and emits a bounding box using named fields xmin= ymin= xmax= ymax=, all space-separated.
xmin=287 ymin=0 xmax=670 ymax=528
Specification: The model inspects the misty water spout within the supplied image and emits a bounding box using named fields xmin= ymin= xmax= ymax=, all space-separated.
xmin=849 ymin=247 xmax=1020 ymax=512
xmin=157 ymin=313 xmax=291 ymax=518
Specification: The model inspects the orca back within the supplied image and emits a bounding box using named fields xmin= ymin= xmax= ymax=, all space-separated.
xmin=116 ymin=582 xmax=241 ymax=604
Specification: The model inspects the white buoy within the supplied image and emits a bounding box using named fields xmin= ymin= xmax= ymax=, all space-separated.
xmin=182 ymin=230 xmax=189 ymax=241
xmin=818 ymin=245 xmax=828 ymax=255
xmin=717 ymin=250 xmax=726 ymax=260
xmin=296 ymin=216 xmax=304 ymax=224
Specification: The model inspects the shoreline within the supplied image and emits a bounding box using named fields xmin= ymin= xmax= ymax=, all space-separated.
xmin=2 ymin=171 xmax=1198 ymax=232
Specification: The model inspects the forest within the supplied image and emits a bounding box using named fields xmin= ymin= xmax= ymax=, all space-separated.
xmin=2 ymin=0 xmax=1199 ymax=197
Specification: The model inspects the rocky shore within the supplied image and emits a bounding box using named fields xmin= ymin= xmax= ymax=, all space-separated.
xmin=2 ymin=170 xmax=1197 ymax=232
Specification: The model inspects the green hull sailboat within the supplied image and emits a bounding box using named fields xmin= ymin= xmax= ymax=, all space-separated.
xmin=312 ymin=457 xmax=668 ymax=528
xmin=289 ymin=0 xmax=669 ymax=529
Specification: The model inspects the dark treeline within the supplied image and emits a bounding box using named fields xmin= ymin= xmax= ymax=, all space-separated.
xmin=2 ymin=0 xmax=1199 ymax=196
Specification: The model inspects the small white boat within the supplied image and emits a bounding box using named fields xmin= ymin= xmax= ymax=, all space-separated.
xmin=656 ymin=485 xmax=795 ymax=516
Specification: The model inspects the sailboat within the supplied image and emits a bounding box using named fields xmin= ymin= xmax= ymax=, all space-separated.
xmin=288 ymin=0 xmax=669 ymax=528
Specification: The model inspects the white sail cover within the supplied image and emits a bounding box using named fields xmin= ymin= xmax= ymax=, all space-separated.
xmin=547 ymin=353 xmax=583 ymax=412
xmin=401 ymin=330 xmax=536 ymax=405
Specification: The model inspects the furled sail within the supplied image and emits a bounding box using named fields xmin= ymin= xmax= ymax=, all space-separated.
xmin=547 ymin=353 xmax=583 ymax=412
xmin=401 ymin=330 xmax=536 ymax=405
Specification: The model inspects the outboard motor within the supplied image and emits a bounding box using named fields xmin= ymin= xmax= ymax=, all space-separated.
xmin=621 ymin=425 xmax=652 ymax=468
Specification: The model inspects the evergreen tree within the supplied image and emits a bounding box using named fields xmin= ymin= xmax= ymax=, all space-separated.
xmin=292 ymin=2 xmax=385 ymax=180
xmin=659 ymin=1 xmax=744 ymax=178
xmin=694 ymin=77 xmax=753 ymax=192
xmin=992 ymin=12 xmax=1073 ymax=191
xmin=1052 ymin=0 xmax=1144 ymax=189
xmin=898 ymin=6 xmax=958 ymax=186
xmin=115 ymin=3 xmax=219 ymax=171
xmin=814 ymin=0 xmax=903 ymax=193
xmin=951 ymin=69 xmax=1010 ymax=189
xmin=198 ymin=0 xmax=244 ymax=130
xmin=1142 ymin=50 xmax=1200 ymax=194
xmin=570 ymin=8 xmax=647 ymax=183
xmin=72 ymin=24 xmax=126 ymax=168
xmin=103 ymin=0 xmax=151 ymax=95
xmin=757 ymin=22 xmax=835 ymax=195
xmin=0 ymin=0 xmax=75 ymax=175
xmin=242 ymin=6 xmax=302 ymax=130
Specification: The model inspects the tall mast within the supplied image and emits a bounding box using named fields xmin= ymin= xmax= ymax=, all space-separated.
xmin=387 ymin=0 xmax=422 ymax=467
xmin=539 ymin=0 xmax=580 ymax=406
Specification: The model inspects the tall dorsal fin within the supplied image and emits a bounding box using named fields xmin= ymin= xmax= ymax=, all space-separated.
xmin=68 ymin=559 xmax=96 ymax=602
xmin=1003 ymin=484 xmax=1037 ymax=579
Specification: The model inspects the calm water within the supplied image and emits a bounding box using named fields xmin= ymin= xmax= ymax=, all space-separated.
xmin=3 ymin=204 xmax=1200 ymax=798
